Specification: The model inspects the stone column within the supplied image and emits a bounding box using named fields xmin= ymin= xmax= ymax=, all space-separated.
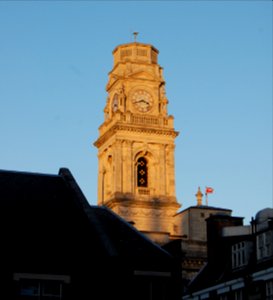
xmin=114 ymin=140 xmax=122 ymax=193
xmin=122 ymin=140 xmax=133 ymax=193
xmin=159 ymin=144 xmax=167 ymax=195
xmin=166 ymin=144 xmax=176 ymax=197
xmin=97 ymin=152 xmax=103 ymax=205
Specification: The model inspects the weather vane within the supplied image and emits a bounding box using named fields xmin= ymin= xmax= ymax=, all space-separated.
xmin=133 ymin=32 xmax=139 ymax=42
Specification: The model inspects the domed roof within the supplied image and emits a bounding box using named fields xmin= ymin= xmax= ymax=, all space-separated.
xmin=255 ymin=207 xmax=273 ymax=224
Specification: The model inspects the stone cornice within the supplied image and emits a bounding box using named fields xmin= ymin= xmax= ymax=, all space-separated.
xmin=104 ymin=196 xmax=181 ymax=211
xmin=94 ymin=123 xmax=179 ymax=148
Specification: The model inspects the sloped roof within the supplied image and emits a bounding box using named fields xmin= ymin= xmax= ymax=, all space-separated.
xmin=0 ymin=168 xmax=171 ymax=263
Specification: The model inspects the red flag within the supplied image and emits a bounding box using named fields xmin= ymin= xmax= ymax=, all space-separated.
xmin=206 ymin=187 xmax=214 ymax=194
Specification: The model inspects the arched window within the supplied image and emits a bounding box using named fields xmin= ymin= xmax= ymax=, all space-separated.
xmin=137 ymin=157 xmax=148 ymax=187
xmin=112 ymin=94 xmax=118 ymax=112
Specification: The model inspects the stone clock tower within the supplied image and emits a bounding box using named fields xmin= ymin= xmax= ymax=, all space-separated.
xmin=94 ymin=40 xmax=181 ymax=244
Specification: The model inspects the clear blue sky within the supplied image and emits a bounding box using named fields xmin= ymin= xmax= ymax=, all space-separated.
xmin=0 ymin=1 xmax=272 ymax=223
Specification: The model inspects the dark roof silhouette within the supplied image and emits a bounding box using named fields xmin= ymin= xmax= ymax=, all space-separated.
xmin=0 ymin=168 xmax=182 ymax=299
xmin=0 ymin=167 xmax=172 ymax=261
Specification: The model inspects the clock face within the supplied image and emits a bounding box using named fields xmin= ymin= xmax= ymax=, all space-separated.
xmin=131 ymin=90 xmax=153 ymax=112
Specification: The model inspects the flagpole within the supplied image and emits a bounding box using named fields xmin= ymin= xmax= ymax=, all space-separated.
xmin=205 ymin=186 xmax=214 ymax=206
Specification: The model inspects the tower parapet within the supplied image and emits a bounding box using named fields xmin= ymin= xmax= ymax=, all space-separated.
xmin=112 ymin=42 xmax=158 ymax=67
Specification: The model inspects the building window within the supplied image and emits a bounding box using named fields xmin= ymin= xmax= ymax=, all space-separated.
xmin=232 ymin=242 xmax=247 ymax=268
xmin=14 ymin=273 xmax=70 ymax=300
xmin=219 ymin=294 xmax=228 ymax=300
xmin=266 ymin=280 xmax=273 ymax=299
xmin=234 ymin=289 xmax=243 ymax=300
xmin=137 ymin=157 xmax=148 ymax=187
xmin=121 ymin=49 xmax=132 ymax=58
xmin=19 ymin=279 xmax=62 ymax=299
xmin=257 ymin=230 xmax=273 ymax=260
xmin=133 ymin=270 xmax=170 ymax=300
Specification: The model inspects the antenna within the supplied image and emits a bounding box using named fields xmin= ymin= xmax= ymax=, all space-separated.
xmin=133 ymin=32 xmax=139 ymax=42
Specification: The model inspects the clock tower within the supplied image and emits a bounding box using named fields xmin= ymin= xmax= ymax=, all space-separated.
xmin=94 ymin=40 xmax=181 ymax=244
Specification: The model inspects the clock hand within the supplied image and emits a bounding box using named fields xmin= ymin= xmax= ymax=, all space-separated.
xmin=139 ymin=99 xmax=148 ymax=105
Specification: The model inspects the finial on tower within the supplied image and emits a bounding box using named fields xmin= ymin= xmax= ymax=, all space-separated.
xmin=133 ymin=32 xmax=139 ymax=43
xmin=195 ymin=187 xmax=203 ymax=206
